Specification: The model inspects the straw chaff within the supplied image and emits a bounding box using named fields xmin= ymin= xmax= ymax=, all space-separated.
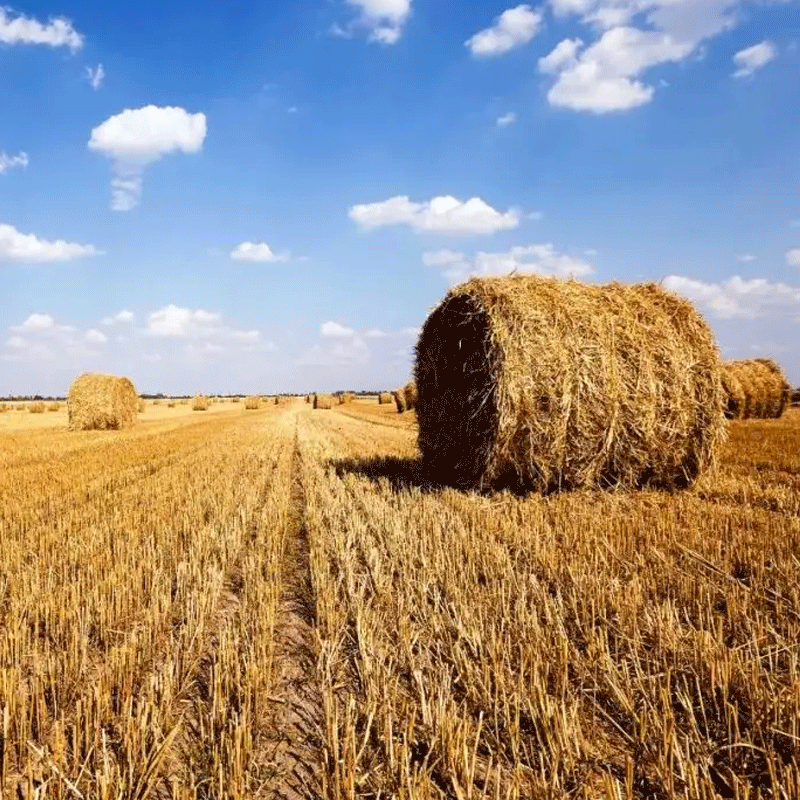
xmin=378 ymin=392 xmax=393 ymax=405
xmin=192 ymin=395 xmax=210 ymax=411
xmin=244 ymin=395 xmax=261 ymax=410
xmin=414 ymin=275 xmax=726 ymax=493
xmin=722 ymin=359 xmax=790 ymax=419
xmin=314 ymin=394 xmax=333 ymax=410
xmin=68 ymin=373 xmax=138 ymax=431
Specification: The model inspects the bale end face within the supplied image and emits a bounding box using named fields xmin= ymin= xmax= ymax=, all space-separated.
xmin=414 ymin=276 xmax=726 ymax=493
xmin=313 ymin=393 xmax=334 ymax=410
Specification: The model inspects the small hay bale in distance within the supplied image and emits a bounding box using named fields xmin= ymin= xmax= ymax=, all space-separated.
xmin=403 ymin=381 xmax=417 ymax=411
xmin=338 ymin=391 xmax=355 ymax=405
xmin=192 ymin=395 xmax=210 ymax=411
xmin=28 ymin=402 xmax=46 ymax=414
xmin=414 ymin=275 xmax=726 ymax=493
xmin=47 ymin=402 xmax=61 ymax=412
xmin=722 ymin=359 xmax=790 ymax=419
xmin=68 ymin=373 xmax=139 ymax=431
xmin=167 ymin=400 xmax=176 ymax=408
xmin=313 ymin=393 xmax=333 ymax=410
xmin=720 ymin=364 xmax=746 ymax=420
xmin=378 ymin=392 xmax=393 ymax=405
xmin=393 ymin=389 xmax=406 ymax=413
xmin=244 ymin=395 xmax=260 ymax=410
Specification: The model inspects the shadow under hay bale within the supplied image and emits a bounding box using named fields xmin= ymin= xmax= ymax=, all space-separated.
xmin=414 ymin=275 xmax=726 ymax=494
xmin=313 ymin=393 xmax=333 ymax=409
xmin=331 ymin=456 xmax=441 ymax=494
xmin=68 ymin=373 xmax=138 ymax=431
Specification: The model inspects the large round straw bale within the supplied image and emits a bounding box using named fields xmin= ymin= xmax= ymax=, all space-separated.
xmin=68 ymin=373 xmax=138 ymax=431
xmin=192 ymin=395 xmax=210 ymax=411
xmin=403 ymin=381 xmax=417 ymax=411
xmin=720 ymin=365 xmax=746 ymax=420
xmin=313 ymin=393 xmax=333 ymax=409
xmin=414 ymin=276 xmax=726 ymax=492
xmin=393 ymin=390 xmax=407 ymax=413
xmin=244 ymin=395 xmax=261 ymax=410
xmin=378 ymin=392 xmax=392 ymax=405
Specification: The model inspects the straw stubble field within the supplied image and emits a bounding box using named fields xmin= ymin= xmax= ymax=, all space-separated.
xmin=1 ymin=399 xmax=799 ymax=798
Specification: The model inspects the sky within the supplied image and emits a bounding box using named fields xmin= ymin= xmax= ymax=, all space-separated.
xmin=1 ymin=0 xmax=799 ymax=395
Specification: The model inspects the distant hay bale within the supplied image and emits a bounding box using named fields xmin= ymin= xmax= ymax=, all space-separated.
xmin=47 ymin=402 xmax=61 ymax=412
xmin=179 ymin=399 xmax=189 ymax=405
xmin=152 ymin=399 xmax=161 ymax=406
xmin=393 ymin=390 xmax=406 ymax=413
xmin=192 ymin=395 xmax=210 ymax=411
xmin=720 ymin=365 xmax=746 ymax=420
xmin=338 ymin=391 xmax=355 ymax=405
xmin=0 ymin=403 xmax=7 ymax=413
xmin=68 ymin=373 xmax=138 ymax=431
xmin=313 ymin=393 xmax=333 ymax=410
xmin=28 ymin=402 xmax=46 ymax=414
xmin=403 ymin=381 xmax=417 ymax=411
xmin=378 ymin=392 xmax=393 ymax=405
xmin=244 ymin=395 xmax=260 ymax=410
xmin=723 ymin=359 xmax=790 ymax=420
xmin=414 ymin=275 xmax=725 ymax=493
xmin=167 ymin=400 xmax=176 ymax=408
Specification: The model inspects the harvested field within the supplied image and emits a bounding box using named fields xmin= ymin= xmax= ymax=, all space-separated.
xmin=1 ymin=403 xmax=799 ymax=798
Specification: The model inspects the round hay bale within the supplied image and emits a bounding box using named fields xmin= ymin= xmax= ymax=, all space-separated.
xmin=192 ymin=395 xmax=210 ymax=411
xmin=338 ymin=391 xmax=355 ymax=405
xmin=720 ymin=365 xmax=746 ymax=420
xmin=47 ymin=402 xmax=61 ymax=412
xmin=28 ymin=402 xmax=45 ymax=414
xmin=378 ymin=392 xmax=393 ymax=405
xmin=393 ymin=390 xmax=407 ymax=413
xmin=414 ymin=276 xmax=726 ymax=492
xmin=403 ymin=381 xmax=417 ymax=411
xmin=244 ymin=395 xmax=260 ymax=410
xmin=724 ymin=359 xmax=790 ymax=419
xmin=753 ymin=358 xmax=791 ymax=418
xmin=68 ymin=373 xmax=138 ymax=431
xmin=313 ymin=393 xmax=333 ymax=410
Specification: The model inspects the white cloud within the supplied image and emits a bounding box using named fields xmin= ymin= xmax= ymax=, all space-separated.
xmin=0 ymin=7 xmax=83 ymax=50
xmin=0 ymin=151 xmax=28 ymax=174
xmin=0 ymin=223 xmax=101 ymax=263
xmin=338 ymin=0 xmax=412 ymax=44
xmin=538 ymin=38 xmax=584 ymax=73
xmin=88 ymin=106 xmax=207 ymax=210
xmin=147 ymin=305 xmax=220 ymax=338
xmin=466 ymin=5 xmax=543 ymax=56
xmin=85 ymin=64 xmax=104 ymax=90
xmin=299 ymin=337 xmax=370 ymax=367
xmin=16 ymin=313 xmax=58 ymax=332
xmin=540 ymin=2 xmax=778 ymax=112
xmin=737 ymin=253 xmax=757 ymax=262
xmin=399 ymin=326 xmax=421 ymax=337
xmin=663 ymin=274 xmax=800 ymax=320
xmin=439 ymin=243 xmax=595 ymax=284
xmin=791 ymin=219 xmax=800 ymax=228
xmin=364 ymin=328 xmax=389 ymax=338
xmin=496 ymin=112 xmax=517 ymax=127
xmin=230 ymin=242 xmax=291 ymax=262
xmin=320 ymin=321 xmax=356 ymax=338
xmin=350 ymin=195 xmax=520 ymax=235
xmin=422 ymin=249 xmax=466 ymax=267
xmin=85 ymin=328 xmax=107 ymax=344
xmin=786 ymin=249 xmax=800 ymax=268
xmin=101 ymin=310 xmax=135 ymax=325
xmin=733 ymin=41 xmax=776 ymax=78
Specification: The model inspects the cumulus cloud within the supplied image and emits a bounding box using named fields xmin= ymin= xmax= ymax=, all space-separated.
xmin=496 ymin=112 xmax=517 ymax=127
xmin=424 ymin=243 xmax=595 ymax=284
xmin=101 ymin=310 xmax=135 ymax=325
xmin=350 ymin=195 xmax=520 ymax=235
xmin=0 ymin=7 xmax=83 ymax=50
xmin=85 ymin=64 xmax=104 ymax=90
xmin=88 ymin=106 xmax=207 ymax=210
xmin=230 ymin=242 xmax=291 ymax=262
xmin=733 ymin=41 xmax=776 ymax=78
xmin=320 ymin=321 xmax=356 ymax=338
xmin=466 ymin=5 xmax=543 ymax=56
xmin=364 ymin=328 xmax=389 ymax=338
xmin=786 ymin=249 xmax=800 ymax=268
xmin=663 ymin=274 xmax=800 ymax=320
xmin=737 ymin=254 xmax=757 ymax=263
xmin=85 ymin=328 xmax=107 ymax=344
xmin=0 ymin=151 xmax=28 ymax=174
xmin=145 ymin=304 xmax=263 ymax=350
xmin=0 ymin=223 xmax=101 ymax=263
xmin=336 ymin=0 xmax=412 ymax=44
xmin=540 ymin=1 xmax=779 ymax=112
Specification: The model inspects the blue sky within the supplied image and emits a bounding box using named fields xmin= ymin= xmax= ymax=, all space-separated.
xmin=1 ymin=0 xmax=799 ymax=395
